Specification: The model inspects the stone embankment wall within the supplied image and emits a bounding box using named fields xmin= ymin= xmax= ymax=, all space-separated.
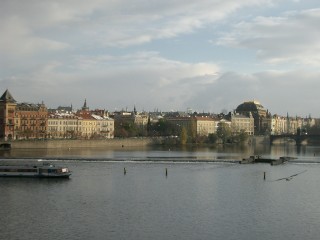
xmin=250 ymin=136 xmax=270 ymax=145
xmin=3 ymin=136 xmax=270 ymax=149
xmin=8 ymin=138 xmax=160 ymax=149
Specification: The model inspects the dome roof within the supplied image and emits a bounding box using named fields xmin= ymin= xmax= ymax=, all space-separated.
xmin=236 ymin=101 xmax=267 ymax=117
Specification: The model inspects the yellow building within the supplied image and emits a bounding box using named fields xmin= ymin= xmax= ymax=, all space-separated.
xmin=92 ymin=114 xmax=114 ymax=139
xmin=194 ymin=117 xmax=216 ymax=136
xmin=166 ymin=116 xmax=217 ymax=137
xmin=48 ymin=114 xmax=80 ymax=139
xmin=231 ymin=112 xmax=254 ymax=135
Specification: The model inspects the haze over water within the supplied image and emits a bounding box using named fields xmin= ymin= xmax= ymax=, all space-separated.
xmin=1 ymin=144 xmax=320 ymax=240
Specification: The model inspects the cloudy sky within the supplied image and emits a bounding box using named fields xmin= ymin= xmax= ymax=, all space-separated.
xmin=1 ymin=0 xmax=319 ymax=117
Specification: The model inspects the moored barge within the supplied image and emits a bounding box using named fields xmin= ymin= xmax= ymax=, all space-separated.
xmin=0 ymin=163 xmax=71 ymax=178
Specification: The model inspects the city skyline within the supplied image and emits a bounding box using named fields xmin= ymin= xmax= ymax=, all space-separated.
xmin=1 ymin=1 xmax=320 ymax=117
xmin=2 ymin=88 xmax=313 ymax=120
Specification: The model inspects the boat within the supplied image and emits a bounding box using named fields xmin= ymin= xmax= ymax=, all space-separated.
xmin=0 ymin=163 xmax=71 ymax=178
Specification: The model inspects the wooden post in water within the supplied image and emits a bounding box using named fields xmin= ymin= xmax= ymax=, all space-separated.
xmin=264 ymin=172 xmax=266 ymax=180
xmin=124 ymin=167 xmax=126 ymax=175
xmin=165 ymin=168 xmax=168 ymax=177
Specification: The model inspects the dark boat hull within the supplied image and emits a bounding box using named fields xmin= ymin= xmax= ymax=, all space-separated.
xmin=0 ymin=173 xmax=71 ymax=178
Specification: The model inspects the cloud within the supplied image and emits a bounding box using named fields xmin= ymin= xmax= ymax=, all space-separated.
xmin=1 ymin=52 xmax=220 ymax=110
xmin=217 ymin=8 xmax=320 ymax=67
xmin=0 ymin=16 xmax=68 ymax=56
xmin=93 ymin=0 xmax=272 ymax=47
xmin=2 ymin=0 xmax=320 ymax=117
xmin=186 ymin=70 xmax=320 ymax=116
xmin=0 ymin=0 xmax=272 ymax=52
xmin=2 ymin=51 xmax=320 ymax=117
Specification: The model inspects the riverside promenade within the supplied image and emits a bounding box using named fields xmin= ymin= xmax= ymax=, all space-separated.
xmin=3 ymin=138 xmax=161 ymax=149
xmin=2 ymin=136 xmax=269 ymax=150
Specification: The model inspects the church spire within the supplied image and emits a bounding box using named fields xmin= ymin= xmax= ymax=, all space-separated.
xmin=134 ymin=105 xmax=137 ymax=115
xmin=82 ymin=99 xmax=89 ymax=111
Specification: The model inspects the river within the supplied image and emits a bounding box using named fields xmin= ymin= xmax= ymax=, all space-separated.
xmin=1 ymin=144 xmax=320 ymax=240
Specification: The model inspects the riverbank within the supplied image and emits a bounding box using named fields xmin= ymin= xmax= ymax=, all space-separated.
xmin=4 ymin=138 xmax=158 ymax=149
xmin=1 ymin=136 xmax=270 ymax=149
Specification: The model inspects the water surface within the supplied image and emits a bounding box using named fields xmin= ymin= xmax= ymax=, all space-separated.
xmin=1 ymin=145 xmax=320 ymax=240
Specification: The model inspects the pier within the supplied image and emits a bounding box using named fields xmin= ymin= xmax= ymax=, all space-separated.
xmin=240 ymin=155 xmax=296 ymax=165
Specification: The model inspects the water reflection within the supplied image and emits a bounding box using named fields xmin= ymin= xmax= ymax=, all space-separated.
xmin=1 ymin=144 xmax=320 ymax=240
xmin=1 ymin=143 xmax=319 ymax=162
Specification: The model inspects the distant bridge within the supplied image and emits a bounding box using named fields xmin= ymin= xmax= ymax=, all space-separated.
xmin=270 ymin=132 xmax=320 ymax=145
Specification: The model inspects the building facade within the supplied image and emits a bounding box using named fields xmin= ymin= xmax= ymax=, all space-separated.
xmin=48 ymin=114 xmax=80 ymax=139
xmin=230 ymin=112 xmax=254 ymax=135
xmin=14 ymin=103 xmax=48 ymax=140
xmin=268 ymin=114 xmax=316 ymax=135
xmin=235 ymin=100 xmax=268 ymax=135
xmin=75 ymin=100 xmax=114 ymax=139
xmin=0 ymin=90 xmax=17 ymax=140
xmin=194 ymin=117 xmax=216 ymax=136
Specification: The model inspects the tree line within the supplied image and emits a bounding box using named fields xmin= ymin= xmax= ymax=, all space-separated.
xmin=115 ymin=119 xmax=249 ymax=145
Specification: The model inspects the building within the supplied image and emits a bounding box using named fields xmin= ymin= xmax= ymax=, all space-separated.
xmin=230 ymin=112 xmax=254 ymax=135
xmin=216 ymin=118 xmax=232 ymax=130
xmin=75 ymin=100 xmax=114 ymax=139
xmin=165 ymin=116 xmax=195 ymax=137
xmin=48 ymin=111 xmax=114 ymax=139
xmin=48 ymin=113 xmax=80 ymax=139
xmin=194 ymin=117 xmax=216 ymax=136
xmin=15 ymin=102 xmax=48 ymax=139
xmin=166 ymin=116 xmax=217 ymax=137
xmin=235 ymin=100 xmax=269 ymax=135
xmin=134 ymin=113 xmax=149 ymax=129
xmin=268 ymin=114 xmax=316 ymax=135
xmin=0 ymin=90 xmax=115 ymax=140
xmin=113 ymin=107 xmax=149 ymax=128
xmin=0 ymin=89 xmax=49 ymax=140
xmin=91 ymin=113 xmax=114 ymax=139
xmin=0 ymin=90 xmax=17 ymax=140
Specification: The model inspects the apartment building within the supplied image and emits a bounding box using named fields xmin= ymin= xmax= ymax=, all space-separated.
xmin=75 ymin=100 xmax=115 ymax=139
xmin=15 ymin=102 xmax=48 ymax=140
xmin=194 ymin=117 xmax=216 ymax=136
xmin=48 ymin=113 xmax=80 ymax=139
xmin=166 ymin=116 xmax=217 ymax=137
xmin=230 ymin=112 xmax=254 ymax=135
xmin=91 ymin=114 xmax=114 ymax=139
xmin=267 ymin=114 xmax=316 ymax=135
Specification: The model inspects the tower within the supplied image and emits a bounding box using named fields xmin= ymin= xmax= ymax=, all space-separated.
xmin=0 ymin=89 xmax=17 ymax=140
xmin=82 ymin=99 xmax=89 ymax=111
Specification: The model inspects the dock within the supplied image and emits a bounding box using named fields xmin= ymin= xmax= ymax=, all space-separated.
xmin=240 ymin=155 xmax=296 ymax=165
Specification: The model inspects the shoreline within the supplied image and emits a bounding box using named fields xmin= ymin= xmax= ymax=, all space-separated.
xmin=1 ymin=136 xmax=270 ymax=149
xmin=3 ymin=138 xmax=158 ymax=149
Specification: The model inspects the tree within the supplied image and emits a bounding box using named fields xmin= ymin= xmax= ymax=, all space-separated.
xmin=189 ymin=119 xmax=197 ymax=143
xmin=238 ymin=129 xmax=249 ymax=143
xmin=208 ymin=133 xmax=218 ymax=144
xmin=180 ymin=127 xmax=188 ymax=145
xmin=216 ymin=122 xmax=232 ymax=144
xmin=148 ymin=119 xmax=177 ymax=136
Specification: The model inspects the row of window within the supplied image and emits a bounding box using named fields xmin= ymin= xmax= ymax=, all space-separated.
xmin=48 ymin=121 xmax=114 ymax=126
xmin=48 ymin=127 xmax=113 ymax=132
xmin=20 ymin=115 xmax=47 ymax=119
xmin=49 ymin=121 xmax=79 ymax=125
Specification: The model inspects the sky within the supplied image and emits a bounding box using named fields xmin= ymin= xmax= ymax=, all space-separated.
xmin=1 ymin=0 xmax=320 ymax=117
